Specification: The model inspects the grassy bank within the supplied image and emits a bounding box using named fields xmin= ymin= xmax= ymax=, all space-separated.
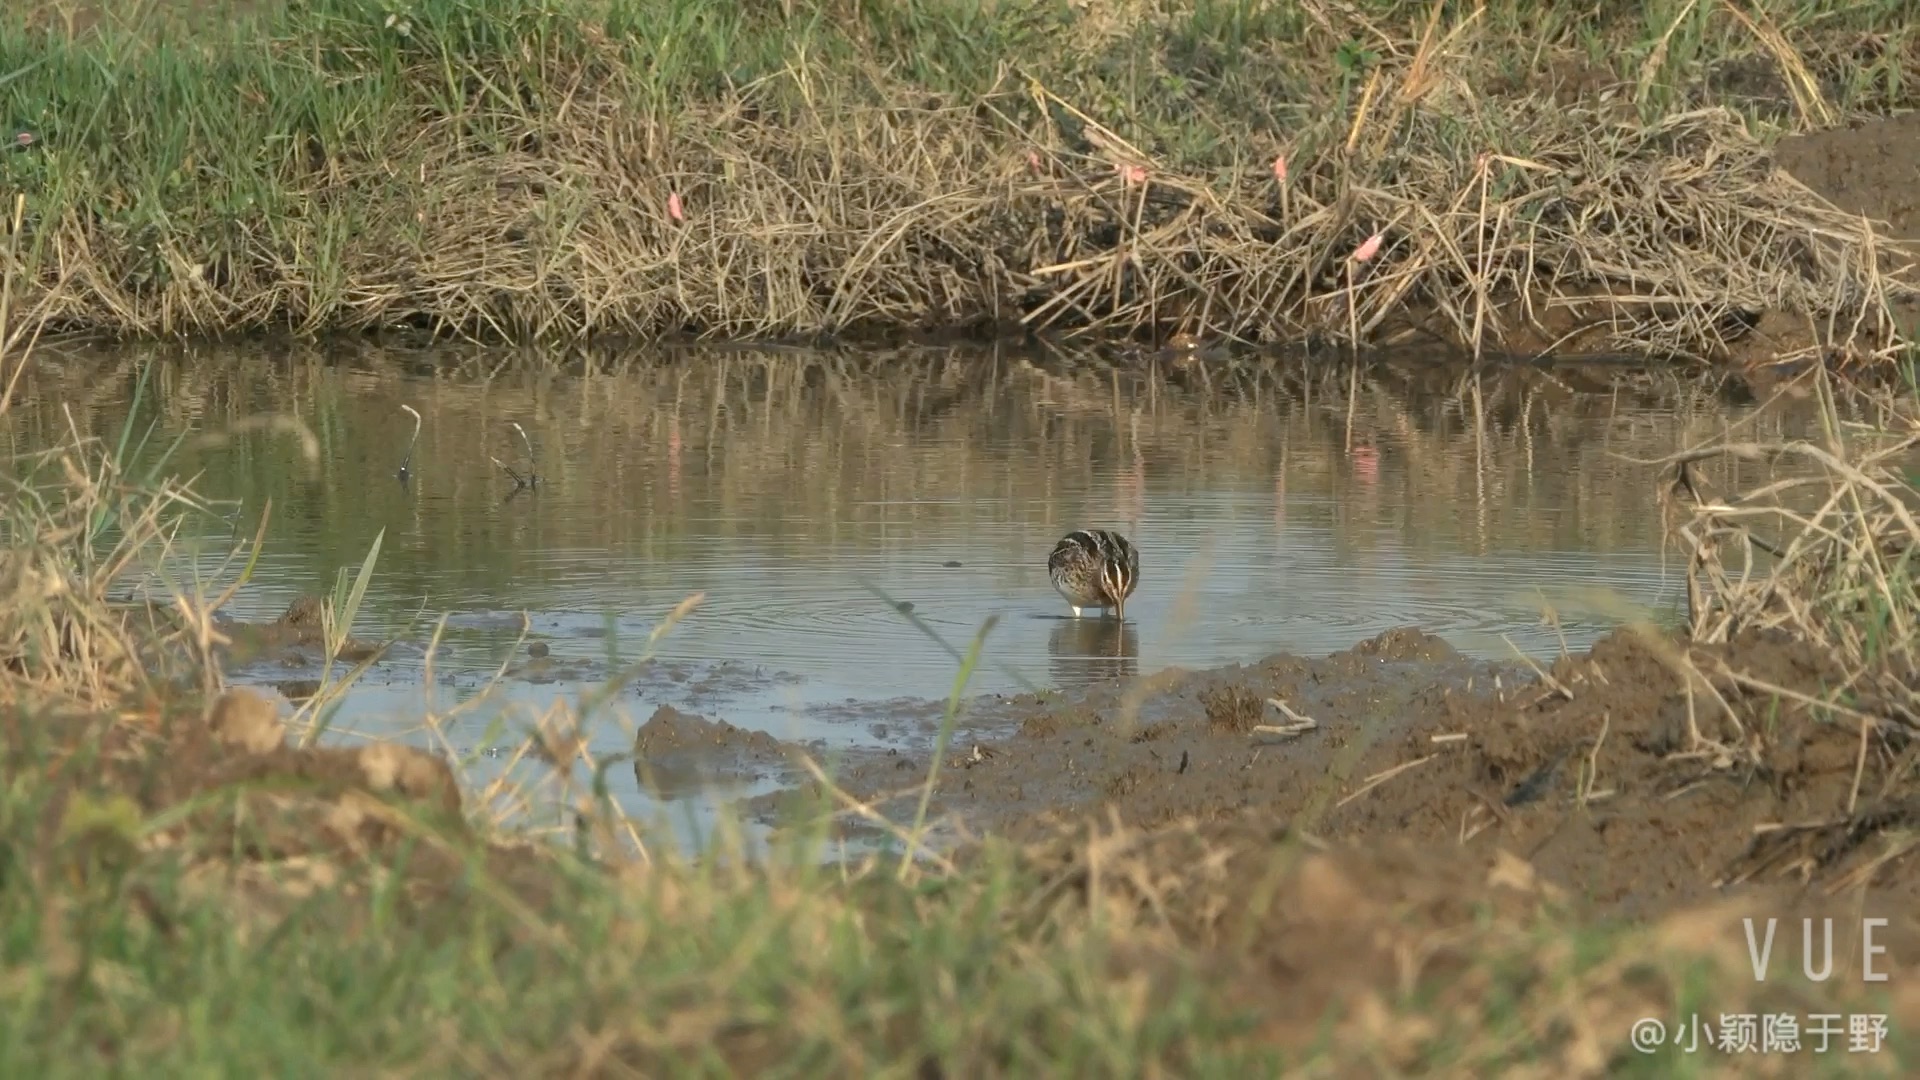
xmin=1 ymin=0 xmax=1917 ymax=358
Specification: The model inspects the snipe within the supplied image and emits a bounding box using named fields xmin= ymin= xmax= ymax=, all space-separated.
xmin=1047 ymin=529 xmax=1140 ymax=620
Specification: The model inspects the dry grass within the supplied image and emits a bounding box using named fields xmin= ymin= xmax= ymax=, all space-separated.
xmin=0 ymin=0 xmax=1916 ymax=358
xmin=1648 ymin=363 xmax=1920 ymax=899
xmin=0 ymin=213 xmax=222 ymax=714
xmin=1662 ymin=369 xmax=1920 ymax=735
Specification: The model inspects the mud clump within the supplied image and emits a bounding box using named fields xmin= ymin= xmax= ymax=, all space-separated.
xmin=206 ymin=687 xmax=284 ymax=754
xmin=632 ymin=705 xmax=811 ymax=798
xmin=1200 ymin=685 xmax=1264 ymax=734
xmin=173 ymin=689 xmax=467 ymax=860
xmin=280 ymin=594 xmax=325 ymax=631
xmin=771 ymin=625 xmax=1515 ymax=842
xmin=217 ymin=593 xmax=386 ymax=666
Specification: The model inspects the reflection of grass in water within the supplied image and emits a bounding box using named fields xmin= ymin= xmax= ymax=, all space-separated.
xmin=1 ymin=344 xmax=1827 ymax=598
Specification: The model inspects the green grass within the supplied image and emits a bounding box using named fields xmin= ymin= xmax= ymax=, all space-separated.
xmin=0 ymin=792 xmax=1264 ymax=1074
xmin=2 ymin=736 xmax=1908 ymax=1076
xmin=0 ymin=0 xmax=1914 ymax=345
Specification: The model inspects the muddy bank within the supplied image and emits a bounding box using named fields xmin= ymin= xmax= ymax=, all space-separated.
xmin=20 ymin=680 xmax=1920 ymax=1073
xmin=723 ymin=621 xmax=1920 ymax=925
xmin=9 ymin=684 xmax=561 ymax=933
xmin=629 ymin=704 xmax=821 ymax=800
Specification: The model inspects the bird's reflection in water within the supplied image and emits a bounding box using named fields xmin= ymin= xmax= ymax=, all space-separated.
xmin=1047 ymin=617 xmax=1140 ymax=690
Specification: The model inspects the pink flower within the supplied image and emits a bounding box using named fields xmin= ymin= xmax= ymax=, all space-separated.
xmin=1352 ymin=233 xmax=1383 ymax=263
xmin=1272 ymin=154 xmax=1287 ymax=184
xmin=1120 ymin=163 xmax=1148 ymax=186
xmin=667 ymin=191 xmax=685 ymax=223
xmin=1352 ymin=445 xmax=1379 ymax=484
xmin=1026 ymin=149 xmax=1043 ymax=173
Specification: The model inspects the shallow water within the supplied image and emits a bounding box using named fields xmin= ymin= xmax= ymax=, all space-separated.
xmin=3 ymin=341 xmax=1804 ymax=838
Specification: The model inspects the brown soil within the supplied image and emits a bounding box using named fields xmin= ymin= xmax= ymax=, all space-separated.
xmin=733 ymin=622 xmax=1920 ymax=929
xmin=1460 ymin=112 xmax=1920 ymax=368
xmin=630 ymin=704 xmax=819 ymax=799
xmin=24 ymin=647 xmax=1920 ymax=1070
xmin=645 ymin=616 xmax=1920 ymax=1065
xmin=1773 ymin=112 xmax=1920 ymax=246
xmin=1730 ymin=112 xmax=1920 ymax=370
xmin=213 ymin=593 xmax=385 ymax=667
xmin=14 ymin=685 xmax=555 ymax=937
xmin=1008 ymin=813 xmax=1920 ymax=1071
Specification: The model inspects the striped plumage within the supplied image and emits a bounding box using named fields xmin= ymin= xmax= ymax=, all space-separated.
xmin=1047 ymin=529 xmax=1140 ymax=620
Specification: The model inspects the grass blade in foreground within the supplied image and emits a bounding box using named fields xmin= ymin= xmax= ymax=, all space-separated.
xmin=900 ymin=612 xmax=997 ymax=879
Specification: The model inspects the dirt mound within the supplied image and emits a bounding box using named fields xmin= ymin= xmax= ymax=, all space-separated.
xmin=16 ymin=686 xmax=559 ymax=938
xmin=1735 ymin=112 xmax=1920 ymax=367
xmin=1774 ymin=112 xmax=1920 ymax=245
xmin=631 ymin=704 xmax=813 ymax=798
xmin=779 ymin=622 xmax=1920 ymax=925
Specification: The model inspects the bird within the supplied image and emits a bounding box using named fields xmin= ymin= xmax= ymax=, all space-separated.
xmin=1047 ymin=529 xmax=1140 ymax=620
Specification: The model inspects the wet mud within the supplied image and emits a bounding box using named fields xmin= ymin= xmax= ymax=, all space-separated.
xmin=630 ymin=704 xmax=822 ymax=799
xmin=218 ymin=598 xmax=809 ymax=718
xmin=213 ymin=594 xmax=386 ymax=667
xmin=702 ymin=620 xmax=1920 ymax=926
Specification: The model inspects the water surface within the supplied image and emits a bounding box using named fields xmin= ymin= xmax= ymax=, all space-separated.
xmin=4 ymin=341 xmax=1806 ymax=833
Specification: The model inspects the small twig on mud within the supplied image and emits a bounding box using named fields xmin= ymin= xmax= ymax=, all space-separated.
xmin=1252 ymin=697 xmax=1318 ymax=739
xmin=1824 ymin=831 xmax=1920 ymax=896
xmin=1336 ymin=754 xmax=1435 ymax=810
xmin=1579 ymin=712 xmax=1611 ymax=810
xmin=1460 ymin=789 xmax=1515 ymax=844
xmin=1849 ymin=715 xmax=1873 ymax=819
xmin=1705 ymin=660 xmax=1881 ymax=730
xmin=1430 ymin=732 xmax=1468 ymax=744
xmin=1500 ymin=632 xmax=1573 ymax=702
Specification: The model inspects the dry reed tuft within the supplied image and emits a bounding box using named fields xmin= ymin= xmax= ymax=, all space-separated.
xmin=1662 ymin=368 xmax=1920 ymax=737
xmin=0 ymin=239 xmax=218 ymax=714
xmin=0 ymin=0 xmax=1915 ymax=358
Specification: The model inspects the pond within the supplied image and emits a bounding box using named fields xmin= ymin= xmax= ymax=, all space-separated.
xmin=4 ymin=340 xmax=1801 ymax=847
